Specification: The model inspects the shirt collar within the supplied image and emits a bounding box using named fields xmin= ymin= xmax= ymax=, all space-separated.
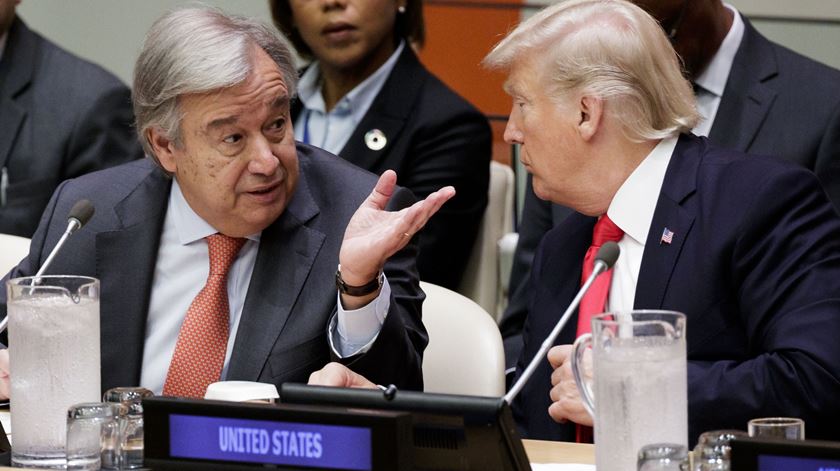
xmin=169 ymin=179 xmax=261 ymax=245
xmin=694 ymin=4 xmax=744 ymax=97
xmin=607 ymin=135 xmax=679 ymax=245
xmin=297 ymin=40 xmax=405 ymax=124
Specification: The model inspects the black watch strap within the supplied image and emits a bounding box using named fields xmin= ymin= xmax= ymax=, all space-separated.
xmin=335 ymin=265 xmax=383 ymax=296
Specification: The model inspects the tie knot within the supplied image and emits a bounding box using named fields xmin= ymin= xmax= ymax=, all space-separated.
xmin=206 ymin=234 xmax=247 ymax=276
xmin=592 ymin=214 xmax=624 ymax=247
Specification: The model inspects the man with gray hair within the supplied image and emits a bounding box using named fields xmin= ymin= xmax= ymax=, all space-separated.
xmin=485 ymin=0 xmax=840 ymax=443
xmin=0 ymin=5 xmax=452 ymax=399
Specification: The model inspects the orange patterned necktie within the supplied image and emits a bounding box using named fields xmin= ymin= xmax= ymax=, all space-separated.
xmin=576 ymin=214 xmax=623 ymax=443
xmin=162 ymin=234 xmax=246 ymax=398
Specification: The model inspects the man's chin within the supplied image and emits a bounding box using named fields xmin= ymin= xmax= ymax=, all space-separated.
xmin=532 ymin=179 xmax=552 ymax=202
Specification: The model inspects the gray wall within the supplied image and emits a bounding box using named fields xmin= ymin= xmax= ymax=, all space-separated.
xmin=16 ymin=1 xmax=840 ymax=86
xmin=731 ymin=0 xmax=840 ymax=70
xmin=16 ymin=1 xmax=275 ymax=86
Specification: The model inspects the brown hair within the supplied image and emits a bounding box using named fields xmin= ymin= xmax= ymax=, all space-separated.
xmin=269 ymin=0 xmax=425 ymax=60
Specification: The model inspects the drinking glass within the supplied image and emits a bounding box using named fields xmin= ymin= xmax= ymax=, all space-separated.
xmin=692 ymin=429 xmax=748 ymax=470
xmin=7 ymin=275 xmax=101 ymax=468
xmin=638 ymin=443 xmax=688 ymax=470
xmin=103 ymin=386 xmax=154 ymax=469
xmin=571 ymin=310 xmax=688 ymax=471
xmin=748 ymin=417 xmax=805 ymax=440
xmin=66 ymin=402 xmax=122 ymax=470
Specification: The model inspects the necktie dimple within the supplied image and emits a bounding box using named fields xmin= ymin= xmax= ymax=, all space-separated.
xmin=162 ymin=234 xmax=246 ymax=398
xmin=575 ymin=215 xmax=623 ymax=443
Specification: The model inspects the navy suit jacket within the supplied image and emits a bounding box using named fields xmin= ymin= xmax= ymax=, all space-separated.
xmin=502 ymin=17 xmax=840 ymax=367
xmin=0 ymin=17 xmax=143 ymax=237
xmin=0 ymin=144 xmax=427 ymax=393
xmin=513 ymin=134 xmax=840 ymax=444
xmin=292 ymin=47 xmax=491 ymax=290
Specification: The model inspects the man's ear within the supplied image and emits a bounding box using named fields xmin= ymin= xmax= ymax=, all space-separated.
xmin=146 ymin=127 xmax=178 ymax=174
xmin=577 ymin=95 xmax=603 ymax=142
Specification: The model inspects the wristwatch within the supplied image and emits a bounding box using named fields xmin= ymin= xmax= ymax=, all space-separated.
xmin=335 ymin=264 xmax=383 ymax=296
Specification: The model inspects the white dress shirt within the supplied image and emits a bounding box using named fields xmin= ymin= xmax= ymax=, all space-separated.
xmin=692 ymin=4 xmax=744 ymax=137
xmin=295 ymin=41 xmax=405 ymax=154
xmin=140 ymin=180 xmax=390 ymax=394
xmin=605 ymin=135 xmax=678 ymax=311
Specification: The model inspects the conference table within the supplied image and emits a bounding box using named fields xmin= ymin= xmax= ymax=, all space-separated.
xmin=0 ymin=441 xmax=594 ymax=469
xmin=0 ymin=408 xmax=596 ymax=468
xmin=523 ymin=439 xmax=596 ymax=465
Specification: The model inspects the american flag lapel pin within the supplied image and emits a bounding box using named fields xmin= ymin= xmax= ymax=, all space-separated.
xmin=660 ymin=227 xmax=674 ymax=245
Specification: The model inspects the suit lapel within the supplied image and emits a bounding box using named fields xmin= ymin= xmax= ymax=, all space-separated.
xmin=338 ymin=47 xmax=426 ymax=171
xmin=634 ymin=135 xmax=699 ymax=309
xmin=553 ymin=214 xmax=597 ymax=344
xmin=226 ymin=169 xmax=323 ymax=381
xmin=709 ymin=17 xmax=778 ymax=152
xmin=96 ymin=169 xmax=171 ymax=389
xmin=0 ymin=19 xmax=37 ymax=169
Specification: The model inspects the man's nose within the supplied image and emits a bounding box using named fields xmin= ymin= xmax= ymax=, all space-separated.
xmin=249 ymin=139 xmax=280 ymax=175
xmin=504 ymin=118 xmax=524 ymax=145
xmin=322 ymin=0 xmax=347 ymax=11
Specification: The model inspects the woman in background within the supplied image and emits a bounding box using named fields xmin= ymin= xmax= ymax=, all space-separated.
xmin=270 ymin=0 xmax=491 ymax=290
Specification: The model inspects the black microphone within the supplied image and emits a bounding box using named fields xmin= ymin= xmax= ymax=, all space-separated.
xmin=504 ymin=241 xmax=620 ymax=404
xmin=66 ymin=199 xmax=95 ymax=234
xmin=0 ymin=200 xmax=95 ymax=333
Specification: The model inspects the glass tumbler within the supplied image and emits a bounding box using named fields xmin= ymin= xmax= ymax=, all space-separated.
xmin=103 ymin=386 xmax=154 ymax=469
xmin=66 ymin=402 xmax=122 ymax=470
xmin=638 ymin=443 xmax=688 ymax=470
xmin=747 ymin=417 xmax=805 ymax=440
xmin=692 ymin=430 xmax=748 ymax=471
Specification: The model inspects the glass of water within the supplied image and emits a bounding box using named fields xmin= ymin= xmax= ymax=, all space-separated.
xmin=103 ymin=387 xmax=154 ymax=469
xmin=7 ymin=276 xmax=101 ymax=468
xmin=66 ymin=402 xmax=122 ymax=470
xmin=692 ymin=429 xmax=748 ymax=470
xmin=748 ymin=417 xmax=805 ymax=440
xmin=638 ymin=443 xmax=688 ymax=470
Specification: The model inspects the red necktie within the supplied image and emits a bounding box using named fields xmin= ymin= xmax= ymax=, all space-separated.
xmin=576 ymin=214 xmax=623 ymax=443
xmin=162 ymin=234 xmax=246 ymax=398
xmin=576 ymin=214 xmax=624 ymax=336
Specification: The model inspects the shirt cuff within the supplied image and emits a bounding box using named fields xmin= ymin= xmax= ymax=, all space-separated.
xmin=328 ymin=276 xmax=391 ymax=358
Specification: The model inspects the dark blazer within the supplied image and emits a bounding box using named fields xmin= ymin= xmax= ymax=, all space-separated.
xmin=513 ymin=134 xmax=840 ymax=444
xmin=292 ymin=47 xmax=491 ymax=290
xmin=0 ymin=144 xmax=428 ymax=393
xmin=501 ymin=17 xmax=840 ymax=367
xmin=0 ymin=17 xmax=143 ymax=238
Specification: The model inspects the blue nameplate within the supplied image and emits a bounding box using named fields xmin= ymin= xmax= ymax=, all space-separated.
xmin=169 ymin=414 xmax=372 ymax=470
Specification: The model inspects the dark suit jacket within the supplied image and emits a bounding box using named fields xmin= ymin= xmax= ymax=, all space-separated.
xmin=0 ymin=17 xmax=143 ymax=238
xmin=513 ymin=134 xmax=840 ymax=444
xmin=501 ymin=17 xmax=840 ymax=367
xmin=292 ymin=47 xmax=491 ymax=290
xmin=0 ymin=144 xmax=428 ymax=393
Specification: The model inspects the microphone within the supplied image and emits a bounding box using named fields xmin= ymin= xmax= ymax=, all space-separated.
xmin=33 ymin=199 xmax=95 ymax=280
xmin=0 ymin=199 xmax=95 ymax=334
xmin=504 ymin=241 xmax=620 ymax=404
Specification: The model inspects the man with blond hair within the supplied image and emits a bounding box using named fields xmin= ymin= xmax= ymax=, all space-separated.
xmin=485 ymin=0 xmax=840 ymax=443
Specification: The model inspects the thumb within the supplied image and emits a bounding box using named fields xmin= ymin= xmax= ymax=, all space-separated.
xmin=364 ymin=170 xmax=397 ymax=210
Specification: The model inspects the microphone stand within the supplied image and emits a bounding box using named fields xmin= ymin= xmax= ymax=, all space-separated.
xmin=504 ymin=242 xmax=619 ymax=404
xmin=0 ymin=201 xmax=94 ymax=334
